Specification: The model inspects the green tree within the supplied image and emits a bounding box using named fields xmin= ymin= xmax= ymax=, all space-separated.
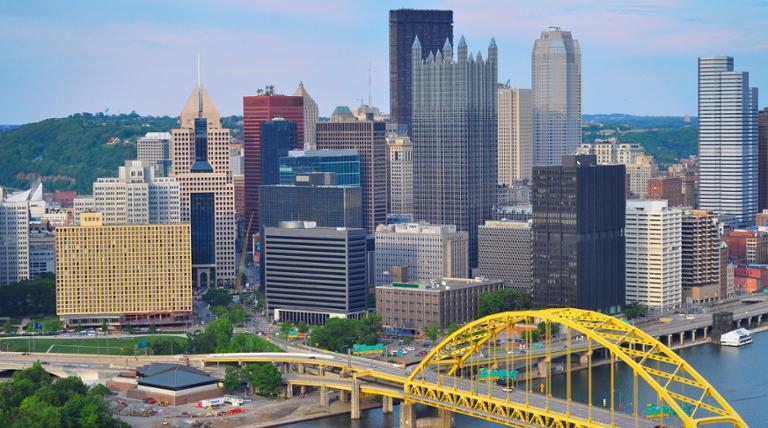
xmin=150 ymin=337 xmax=181 ymax=355
xmin=311 ymin=319 xmax=359 ymax=353
xmin=358 ymin=314 xmax=384 ymax=345
xmin=624 ymin=303 xmax=648 ymax=319
xmin=202 ymin=289 xmax=232 ymax=307
xmin=445 ymin=323 xmax=460 ymax=337
xmin=295 ymin=322 xmax=310 ymax=333
xmin=3 ymin=320 xmax=14 ymax=335
xmin=222 ymin=367 xmax=243 ymax=393
xmin=244 ymin=363 xmax=282 ymax=396
xmin=41 ymin=319 xmax=62 ymax=335
xmin=0 ymin=274 xmax=56 ymax=318
xmin=423 ymin=323 xmax=440 ymax=342
xmin=279 ymin=321 xmax=293 ymax=338
xmin=478 ymin=289 xmax=533 ymax=317
xmin=100 ymin=321 xmax=108 ymax=333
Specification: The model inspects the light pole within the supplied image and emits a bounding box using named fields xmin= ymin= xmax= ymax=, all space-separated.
xmin=342 ymin=345 xmax=352 ymax=369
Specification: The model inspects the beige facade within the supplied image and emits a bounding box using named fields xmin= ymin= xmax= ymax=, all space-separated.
xmin=137 ymin=132 xmax=171 ymax=177
xmin=375 ymin=278 xmax=505 ymax=330
xmin=497 ymin=86 xmax=532 ymax=183
xmin=294 ymin=82 xmax=319 ymax=150
xmin=578 ymin=142 xmax=657 ymax=197
xmin=55 ymin=213 xmax=192 ymax=327
xmin=386 ymin=136 xmax=413 ymax=214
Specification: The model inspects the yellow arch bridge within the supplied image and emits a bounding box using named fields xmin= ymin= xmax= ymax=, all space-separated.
xmin=204 ymin=308 xmax=747 ymax=428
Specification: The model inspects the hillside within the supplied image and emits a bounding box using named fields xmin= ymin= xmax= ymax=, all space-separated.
xmin=0 ymin=113 xmax=242 ymax=194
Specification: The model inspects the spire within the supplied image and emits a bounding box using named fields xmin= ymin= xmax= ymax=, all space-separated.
xmin=412 ymin=35 xmax=421 ymax=49
xmin=457 ymin=35 xmax=468 ymax=62
xmin=476 ymin=51 xmax=483 ymax=63
xmin=412 ymin=35 xmax=422 ymax=65
xmin=442 ymin=37 xmax=453 ymax=60
xmin=488 ymin=37 xmax=498 ymax=63
xmin=435 ymin=49 xmax=443 ymax=63
xmin=197 ymin=53 xmax=203 ymax=117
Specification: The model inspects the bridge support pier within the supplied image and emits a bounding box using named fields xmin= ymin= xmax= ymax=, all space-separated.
xmin=300 ymin=385 xmax=306 ymax=396
xmin=285 ymin=384 xmax=293 ymax=399
xmin=667 ymin=334 xmax=673 ymax=346
xmin=297 ymin=363 xmax=305 ymax=374
xmin=399 ymin=402 xmax=416 ymax=428
xmin=351 ymin=381 xmax=361 ymax=419
xmin=319 ymin=386 xmax=329 ymax=407
xmin=692 ymin=329 xmax=696 ymax=342
xmin=537 ymin=359 xmax=550 ymax=377
xmin=579 ymin=351 xmax=591 ymax=366
xmin=437 ymin=408 xmax=454 ymax=427
xmin=382 ymin=396 xmax=393 ymax=414
xmin=679 ymin=332 xmax=684 ymax=346
xmin=339 ymin=390 xmax=349 ymax=403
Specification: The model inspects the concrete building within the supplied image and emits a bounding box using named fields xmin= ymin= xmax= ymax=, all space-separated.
xmin=386 ymin=135 xmax=413 ymax=215
xmin=577 ymin=142 xmax=657 ymax=198
xmin=389 ymin=9 xmax=453 ymax=134
xmin=294 ymin=81 xmax=319 ymax=150
xmin=137 ymin=132 xmax=172 ymax=177
xmin=532 ymin=28 xmax=581 ymax=166
xmin=171 ymin=82 xmax=236 ymax=287
xmin=29 ymin=220 xmax=55 ymax=277
xmin=263 ymin=222 xmax=368 ymax=324
xmin=93 ymin=160 xmax=180 ymax=225
xmin=698 ymin=56 xmax=758 ymax=228
xmin=625 ymin=200 xmax=682 ymax=310
xmin=532 ymin=155 xmax=625 ymax=313
xmin=412 ymin=36 xmax=497 ymax=267
xmin=55 ymin=213 xmax=192 ymax=327
xmin=73 ymin=196 xmax=95 ymax=225
xmin=374 ymin=222 xmax=468 ymax=285
xmin=498 ymin=86 xmax=533 ymax=184
xmin=316 ymin=109 xmax=387 ymax=234
xmin=0 ymin=182 xmax=43 ymax=284
xmin=720 ymin=242 xmax=734 ymax=298
xmin=681 ymin=210 xmax=722 ymax=303
xmin=108 ymin=363 xmax=223 ymax=406
xmin=375 ymin=278 xmax=505 ymax=330
xmin=477 ymin=220 xmax=533 ymax=292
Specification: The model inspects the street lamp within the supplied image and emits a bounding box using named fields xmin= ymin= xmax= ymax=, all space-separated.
xmin=342 ymin=345 xmax=352 ymax=369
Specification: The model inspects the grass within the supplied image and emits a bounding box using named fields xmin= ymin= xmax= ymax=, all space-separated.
xmin=0 ymin=336 xmax=188 ymax=355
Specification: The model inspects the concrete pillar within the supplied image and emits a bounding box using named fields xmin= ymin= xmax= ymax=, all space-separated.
xmin=692 ymin=329 xmax=696 ymax=342
xmin=300 ymin=385 xmax=306 ymax=396
xmin=298 ymin=363 xmax=305 ymax=374
xmin=667 ymin=334 xmax=672 ymax=346
xmin=579 ymin=351 xmax=591 ymax=366
xmin=399 ymin=402 xmax=416 ymax=428
xmin=438 ymin=408 xmax=454 ymax=427
xmin=704 ymin=326 xmax=708 ymax=338
xmin=679 ymin=332 xmax=684 ymax=346
xmin=382 ymin=396 xmax=394 ymax=414
xmin=319 ymin=386 xmax=329 ymax=407
xmin=285 ymin=384 xmax=293 ymax=399
xmin=537 ymin=359 xmax=550 ymax=377
xmin=318 ymin=366 xmax=324 ymax=376
xmin=351 ymin=381 xmax=361 ymax=419
xmin=339 ymin=390 xmax=349 ymax=403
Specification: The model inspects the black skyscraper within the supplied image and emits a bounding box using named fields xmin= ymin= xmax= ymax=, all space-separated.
xmin=261 ymin=118 xmax=297 ymax=186
xmin=389 ymin=9 xmax=453 ymax=134
xmin=532 ymin=155 xmax=626 ymax=313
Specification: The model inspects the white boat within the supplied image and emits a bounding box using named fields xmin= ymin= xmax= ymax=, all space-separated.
xmin=720 ymin=328 xmax=753 ymax=347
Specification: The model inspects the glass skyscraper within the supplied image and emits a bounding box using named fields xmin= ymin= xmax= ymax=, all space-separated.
xmin=279 ymin=150 xmax=361 ymax=186
xmin=261 ymin=118 xmax=297 ymax=186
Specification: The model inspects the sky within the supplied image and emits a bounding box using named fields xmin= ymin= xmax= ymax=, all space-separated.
xmin=2 ymin=0 xmax=767 ymax=124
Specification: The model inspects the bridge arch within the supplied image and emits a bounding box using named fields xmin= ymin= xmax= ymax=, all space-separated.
xmin=406 ymin=308 xmax=747 ymax=427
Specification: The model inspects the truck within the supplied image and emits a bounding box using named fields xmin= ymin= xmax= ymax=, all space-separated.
xmin=659 ymin=317 xmax=672 ymax=323
xmin=197 ymin=397 xmax=225 ymax=408
xmin=224 ymin=396 xmax=244 ymax=407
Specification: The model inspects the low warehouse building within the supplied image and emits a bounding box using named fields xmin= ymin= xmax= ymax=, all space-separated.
xmin=108 ymin=363 xmax=223 ymax=405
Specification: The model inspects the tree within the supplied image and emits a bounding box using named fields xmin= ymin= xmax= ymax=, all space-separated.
xmin=423 ymin=323 xmax=440 ymax=342
xmin=150 ymin=337 xmax=180 ymax=355
xmin=402 ymin=336 xmax=414 ymax=345
xmin=624 ymin=303 xmax=648 ymax=319
xmin=445 ymin=323 xmax=460 ymax=337
xmin=478 ymin=289 xmax=533 ymax=317
xmin=311 ymin=319 xmax=359 ymax=353
xmin=100 ymin=321 xmax=108 ymax=334
xmin=3 ymin=320 xmax=14 ymax=335
xmin=244 ymin=363 xmax=282 ymax=396
xmin=222 ymin=367 xmax=243 ymax=393
xmin=42 ymin=319 xmax=62 ymax=335
xmin=279 ymin=321 xmax=293 ymax=338
xmin=295 ymin=322 xmax=310 ymax=334
xmin=202 ymin=289 xmax=232 ymax=307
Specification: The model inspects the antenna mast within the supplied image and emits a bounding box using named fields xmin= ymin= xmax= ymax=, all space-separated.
xmin=368 ymin=63 xmax=372 ymax=106
xmin=197 ymin=53 xmax=202 ymax=116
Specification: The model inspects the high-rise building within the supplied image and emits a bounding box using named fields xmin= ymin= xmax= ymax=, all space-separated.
xmin=647 ymin=176 xmax=685 ymax=207
xmin=260 ymin=173 xmax=362 ymax=229
xmin=260 ymin=118 xmax=297 ymax=186
xmin=720 ymin=242 xmax=734 ymax=298
xmin=0 ymin=182 xmax=43 ymax=285
xmin=477 ymin=220 xmax=533 ymax=292
xmin=412 ymin=36 xmax=497 ymax=267
xmin=171 ymin=82 xmax=236 ymax=287
xmin=137 ymin=132 xmax=172 ymax=177
xmin=73 ymin=196 xmax=95 ymax=226
xmin=374 ymin=222 xmax=468 ymax=285
xmin=386 ymin=135 xmax=413 ymax=214
xmin=29 ymin=220 xmax=55 ymax=277
xmin=625 ymin=200 xmax=682 ymax=310
xmin=532 ymin=28 xmax=581 ymax=166
xmin=55 ymin=212 xmax=191 ymax=327
xmin=759 ymin=108 xmax=768 ymax=211
xmin=316 ymin=109 xmax=387 ymax=233
xmin=388 ymin=9 xmax=453 ymax=134
xmin=625 ymin=153 xmax=658 ymax=198
xmin=279 ymin=150 xmax=361 ymax=186
xmin=93 ymin=160 xmax=180 ymax=225
xmin=498 ymin=86 xmax=533 ymax=184
xmin=698 ymin=56 xmax=758 ymax=227
xmin=294 ymin=81 xmax=319 ymax=150
xmin=681 ymin=209 xmax=721 ymax=303
xmin=243 ymin=92 xmax=304 ymax=225
xmin=263 ymin=222 xmax=368 ymax=324
xmin=532 ymin=155 xmax=625 ymax=312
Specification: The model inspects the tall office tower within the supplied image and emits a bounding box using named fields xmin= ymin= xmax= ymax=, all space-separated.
xmin=720 ymin=242 xmax=734 ymax=298
xmin=279 ymin=150 xmax=361 ymax=185
xmin=263 ymin=222 xmax=368 ymax=324
xmin=389 ymin=9 xmax=453 ymax=134
xmin=294 ymin=82 xmax=319 ymax=150
xmin=56 ymin=213 xmax=192 ymax=328
xmin=477 ymin=220 xmax=533 ymax=292
xmin=137 ymin=132 xmax=172 ymax=177
xmin=625 ymin=200 xmax=682 ymax=311
xmin=0 ymin=199 xmax=31 ymax=285
xmin=386 ymin=135 xmax=413 ymax=214
xmin=532 ymin=28 xmax=581 ymax=166
xmin=171 ymin=80 xmax=236 ymax=287
xmin=29 ymin=220 xmax=55 ymax=277
xmin=759 ymin=108 xmax=768 ymax=211
xmin=498 ymin=86 xmax=533 ymax=184
xmin=647 ymin=176 xmax=685 ymax=207
xmin=412 ymin=37 xmax=498 ymax=267
xmin=532 ymin=155 xmax=625 ymax=312
xmin=243 ymin=92 xmax=304 ymax=225
xmin=93 ymin=160 xmax=180 ymax=225
xmin=681 ymin=209 xmax=722 ymax=303
xmin=260 ymin=118 xmax=297 ymax=186
xmin=698 ymin=56 xmax=758 ymax=227
xmin=625 ymin=154 xmax=658 ymax=198
xmin=374 ymin=222 xmax=468 ymax=285
xmin=260 ymin=172 xmax=363 ymax=229
xmin=316 ymin=109 xmax=386 ymax=233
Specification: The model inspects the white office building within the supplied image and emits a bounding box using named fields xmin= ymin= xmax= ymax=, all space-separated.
xmin=386 ymin=135 xmax=413 ymax=214
xmin=498 ymin=86 xmax=533 ymax=183
xmin=625 ymin=200 xmax=682 ymax=310
xmin=137 ymin=132 xmax=172 ymax=177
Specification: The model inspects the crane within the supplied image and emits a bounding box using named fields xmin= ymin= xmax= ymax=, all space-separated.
xmin=235 ymin=212 xmax=254 ymax=294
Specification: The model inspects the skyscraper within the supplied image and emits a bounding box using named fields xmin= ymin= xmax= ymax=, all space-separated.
xmin=389 ymin=9 xmax=453 ymax=134
xmin=316 ymin=108 xmax=387 ymax=233
xmin=243 ymin=92 xmax=304 ymax=225
xmin=532 ymin=28 xmax=581 ymax=166
xmin=532 ymin=155 xmax=625 ymax=312
xmin=279 ymin=150 xmax=361 ymax=186
xmin=294 ymin=81 xmax=319 ymax=150
xmin=386 ymin=135 xmax=413 ymax=214
xmin=698 ymin=56 xmax=758 ymax=227
xmin=497 ymin=85 xmax=533 ymax=183
xmin=681 ymin=209 xmax=721 ymax=303
xmin=260 ymin=118 xmax=297 ymax=186
xmin=477 ymin=220 xmax=533 ymax=292
xmin=412 ymin=36 xmax=497 ymax=267
xmin=759 ymin=108 xmax=768 ymax=211
xmin=170 ymin=80 xmax=236 ymax=287
xmin=137 ymin=132 xmax=172 ymax=177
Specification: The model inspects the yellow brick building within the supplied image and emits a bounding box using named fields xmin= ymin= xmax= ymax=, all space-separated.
xmin=55 ymin=213 xmax=192 ymax=327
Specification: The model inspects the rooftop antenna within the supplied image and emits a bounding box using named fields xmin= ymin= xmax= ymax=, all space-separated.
xmin=368 ymin=63 xmax=372 ymax=106
xmin=197 ymin=52 xmax=202 ymax=117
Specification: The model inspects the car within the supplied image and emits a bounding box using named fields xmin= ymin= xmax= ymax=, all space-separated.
xmin=417 ymin=351 xmax=428 ymax=357
xmin=405 ymin=346 xmax=415 ymax=351
xmin=502 ymin=387 xmax=514 ymax=392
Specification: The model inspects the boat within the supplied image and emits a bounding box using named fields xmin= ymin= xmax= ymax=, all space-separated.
xmin=720 ymin=328 xmax=753 ymax=347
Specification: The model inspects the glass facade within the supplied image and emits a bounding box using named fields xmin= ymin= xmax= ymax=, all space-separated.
xmin=279 ymin=150 xmax=361 ymax=186
xmin=191 ymin=118 xmax=213 ymax=173
xmin=261 ymin=119 xmax=297 ymax=186
xmin=190 ymin=192 xmax=215 ymax=265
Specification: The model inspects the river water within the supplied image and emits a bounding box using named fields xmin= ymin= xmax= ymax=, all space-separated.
xmin=282 ymin=332 xmax=766 ymax=427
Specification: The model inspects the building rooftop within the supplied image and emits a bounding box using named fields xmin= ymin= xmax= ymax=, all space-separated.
xmin=286 ymin=149 xmax=359 ymax=158
xmin=136 ymin=363 xmax=217 ymax=391
xmin=377 ymin=277 xmax=502 ymax=293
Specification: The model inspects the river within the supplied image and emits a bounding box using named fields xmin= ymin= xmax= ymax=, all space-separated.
xmin=281 ymin=332 xmax=767 ymax=427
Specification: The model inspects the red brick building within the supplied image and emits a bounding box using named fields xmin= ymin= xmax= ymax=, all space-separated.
xmin=722 ymin=230 xmax=768 ymax=264
xmin=646 ymin=176 xmax=684 ymax=207
xmin=733 ymin=266 xmax=768 ymax=293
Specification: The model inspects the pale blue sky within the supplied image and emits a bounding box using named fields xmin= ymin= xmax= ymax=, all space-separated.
xmin=2 ymin=0 xmax=767 ymax=124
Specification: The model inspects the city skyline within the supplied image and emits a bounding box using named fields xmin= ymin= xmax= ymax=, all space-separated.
xmin=2 ymin=0 xmax=767 ymax=124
